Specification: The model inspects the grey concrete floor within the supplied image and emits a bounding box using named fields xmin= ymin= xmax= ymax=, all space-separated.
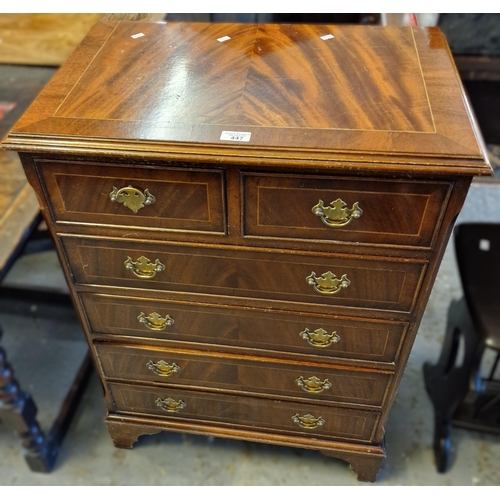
xmin=0 ymin=181 xmax=499 ymax=486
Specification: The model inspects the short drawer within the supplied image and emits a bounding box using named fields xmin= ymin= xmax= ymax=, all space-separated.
xmin=62 ymin=236 xmax=426 ymax=313
xmin=82 ymin=293 xmax=407 ymax=364
xmin=96 ymin=343 xmax=391 ymax=407
xmin=108 ymin=382 xmax=380 ymax=442
xmin=36 ymin=159 xmax=226 ymax=234
xmin=243 ymin=173 xmax=451 ymax=248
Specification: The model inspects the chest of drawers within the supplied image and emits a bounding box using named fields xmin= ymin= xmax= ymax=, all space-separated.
xmin=3 ymin=21 xmax=491 ymax=481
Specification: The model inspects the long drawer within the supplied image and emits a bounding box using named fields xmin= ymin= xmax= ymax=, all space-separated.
xmin=36 ymin=159 xmax=226 ymax=234
xmin=96 ymin=343 xmax=391 ymax=407
xmin=81 ymin=293 xmax=407 ymax=364
xmin=62 ymin=236 xmax=426 ymax=313
xmin=243 ymin=172 xmax=451 ymax=248
xmin=108 ymin=382 xmax=380 ymax=442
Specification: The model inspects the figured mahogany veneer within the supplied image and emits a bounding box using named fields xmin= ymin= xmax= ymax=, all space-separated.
xmin=36 ymin=160 xmax=226 ymax=234
xmin=81 ymin=293 xmax=408 ymax=365
xmin=243 ymin=173 xmax=451 ymax=249
xmin=62 ymin=235 xmax=426 ymax=313
xmin=96 ymin=343 xmax=392 ymax=407
xmin=3 ymin=21 xmax=491 ymax=481
xmin=108 ymin=382 xmax=380 ymax=443
xmin=5 ymin=22 xmax=492 ymax=165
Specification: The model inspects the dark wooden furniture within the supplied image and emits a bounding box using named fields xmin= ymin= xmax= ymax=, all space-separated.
xmin=2 ymin=21 xmax=492 ymax=481
xmin=424 ymin=223 xmax=500 ymax=473
xmin=0 ymin=322 xmax=92 ymax=473
xmin=0 ymin=173 xmax=92 ymax=473
xmin=0 ymin=64 xmax=92 ymax=472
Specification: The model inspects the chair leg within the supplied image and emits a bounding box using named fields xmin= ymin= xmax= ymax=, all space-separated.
xmin=432 ymin=412 xmax=452 ymax=473
xmin=423 ymin=298 xmax=483 ymax=473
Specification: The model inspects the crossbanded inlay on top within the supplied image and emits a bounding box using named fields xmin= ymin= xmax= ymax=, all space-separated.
xmin=53 ymin=23 xmax=434 ymax=134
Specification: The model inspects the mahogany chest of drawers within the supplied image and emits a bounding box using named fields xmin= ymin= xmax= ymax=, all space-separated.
xmin=3 ymin=21 xmax=491 ymax=481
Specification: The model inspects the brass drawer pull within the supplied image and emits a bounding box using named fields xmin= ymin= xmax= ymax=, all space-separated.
xmin=295 ymin=376 xmax=332 ymax=394
xmin=138 ymin=312 xmax=174 ymax=331
xmin=312 ymin=198 xmax=362 ymax=227
xmin=155 ymin=397 xmax=186 ymax=413
xmin=306 ymin=271 xmax=350 ymax=295
xmin=124 ymin=256 xmax=165 ymax=279
xmin=299 ymin=328 xmax=340 ymax=348
xmin=292 ymin=413 xmax=325 ymax=430
xmin=110 ymin=185 xmax=156 ymax=213
xmin=147 ymin=360 xmax=180 ymax=377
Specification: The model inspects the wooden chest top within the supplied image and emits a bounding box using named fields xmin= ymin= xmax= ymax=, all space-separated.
xmin=2 ymin=21 xmax=491 ymax=175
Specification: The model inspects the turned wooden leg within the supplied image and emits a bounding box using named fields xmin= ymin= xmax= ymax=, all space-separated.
xmin=0 ymin=343 xmax=55 ymax=472
xmin=321 ymin=449 xmax=385 ymax=482
xmin=0 ymin=321 xmax=92 ymax=474
xmin=106 ymin=418 xmax=163 ymax=449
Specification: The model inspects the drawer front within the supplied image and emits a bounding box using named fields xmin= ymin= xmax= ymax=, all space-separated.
xmin=36 ymin=160 xmax=226 ymax=234
xmin=243 ymin=173 xmax=451 ymax=248
xmin=96 ymin=343 xmax=391 ymax=407
xmin=82 ymin=293 xmax=407 ymax=363
xmin=108 ymin=382 xmax=379 ymax=442
xmin=63 ymin=236 xmax=426 ymax=313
